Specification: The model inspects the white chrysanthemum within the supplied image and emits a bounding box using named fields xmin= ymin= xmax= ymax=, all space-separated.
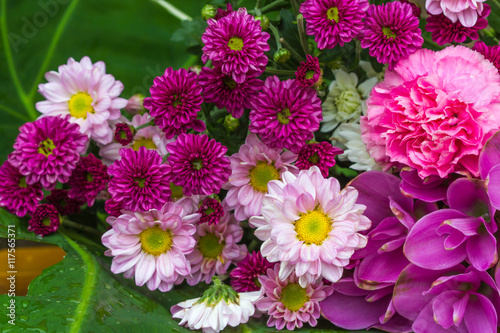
xmin=321 ymin=69 xmax=377 ymax=133
xmin=335 ymin=123 xmax=381 ymax=171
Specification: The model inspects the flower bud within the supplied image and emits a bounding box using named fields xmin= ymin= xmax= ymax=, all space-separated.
xmin=201 ymin=4 xmax=217 ymax=20
xmin=224 ymin=114 xmax=239 ymax=132
xmin=124 ymin=94 xmax=146 ymax=115
xmin=255 ymin=15 xmax=270 ymax=31
xmin=273 ymin=48 xmax=291 ymax=64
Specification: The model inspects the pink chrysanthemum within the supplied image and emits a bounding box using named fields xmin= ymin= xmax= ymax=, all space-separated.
xmin=102 ymin=201 xmax=199 ymax=291
xmin=35 ymin=56 xmax=127 ymax=145
xmin=426 ymin=0 xmax=486 ymax=27
xmin=107 ymin=147 xmax=171 ymax=212
xmin=0 ymin=160 xmax=43 ymax=217
xmin=256 ymin=264 xmax=333 ymax=330
xmin=104 ymin=198 xmax=124 ymax=218
xmin=249 ymin=76 xmax=322 ymax=153
xmin=202 ymin=8 xmax=270 ymax=83
xmin=166 ymin=134 xmax=231 ymax=196
xmin=224 ymin=134 xmax=298 ymax=221
xmin=198 ymin=66 xmax=263 ymax=118
xmin=28 ymin=204 xmax=61 ymax=236
xmin=9 ymin=116 xmax=88 ymax=189
xmin=67 ymin=154 xmax=109 ymax=206
xmin=300 ymin=0 xmax=369 ymax=49
xmin=186 ymin=212 xmax=247 ymax=286
xmin=360 ymin=2 xmax=423 ymax=70
xmin=46 ymin=189 xmax=83 ymax=216
xmin=296 ymin=142 xmax=343 ymax=177
xmin=249 ymin=166 xmax=370 ymax=287
xmin=143 ymin=68 xmax=205 ymax=139
xmin=362 ymin=46 xmax=500 ymax=179
xmin=295 ymin=55 xmax=322 ymax=88
xmin=113 ymin=123 xmax=134 ymax=146
xmin=197 ymin=197 xmax=225 ymax=225
xmin=473 ymin=41 xmax=500 ymax=73
xmin=230 ymin=251 xmax=273 ymax=292
xmin=426 ymin=4 xmax=490 ymax=45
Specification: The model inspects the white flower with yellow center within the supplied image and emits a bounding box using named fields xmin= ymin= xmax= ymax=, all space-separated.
xmin=249 ymin=166 xmax=371 ymax=287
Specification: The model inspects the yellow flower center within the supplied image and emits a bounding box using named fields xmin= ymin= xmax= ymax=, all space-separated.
xmin=170 ymin=183 xmax=184 ymax=200
xmin=38 ymin=138 xmax=56 ymax=157
xmin=382 ymin=27 xmax=397 ymax=39
xmin=68 ymin=92 xmax=94 ymax=119
xmin=280 ymin=283 xmax=309 ymax=311
xmin=18 ymin=176 xmax=27 ymax=188
xmin=228 ymin=37 xmax=244 ymax=51
xmin=198 ymin=233 xmax=225 ymax=259
xmin=327 ymin=7 xmax=339 ymax=23
xmin=305 ymin=70 xmax=316 ymax=80
xmin=86 ymin=172 xmax=94 ymax=182
xmin=191 ymin=158 xmax=204 ymax=171
xmin=308 ymin=152 xmax=320 ymax=164
xmin=139 ymin=225 xmax=173 ymax=256
xmin=295 ymin=209 xmax=332 ymax=245
xmin=249 ymin=161 xmax=280 ymax=193
xmin=224 ymin=76 xmax=237 ymax=89
xmin=135 ymin=177 xmax=146 ymax=188
xmin=42 ymin=217 xmax=52 ymax=226
xmin=132 ymin=138 xmax=157 ymax=151
xmin=277 ymin=108 xmax=291 ymax=125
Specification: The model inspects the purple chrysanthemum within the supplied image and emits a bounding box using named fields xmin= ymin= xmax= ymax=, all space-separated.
xmin=104 ymin=198 xmax=124 ymax=218
xmin=426 ymin=4 xmax=490 ymax=45
xmin=9 ymin=116 xmax=88 ymax=189
xmin=143 ymin=68 xmax=205 ymax=139
xmin=197 ymin=197 xmax=225 ymax=225
xmin=198 ymin=66 xmax=263 ymax=118
xmin=300 ymin=0 xmax=369 ymax=49
xmin=400 ymin=0 xmax=421 ymax=18
xmin=0 ymin=160 xmax=43 ymax=217
xmin=67 ymin=154 xmax=109 ymax=206
xmin=202 ymin=8 xmax=270 ymax=84
xmin=295 ymin=55 xmax=322 ymax=88
xmin=360 ymin=2 xmax=424 ymax=70
xmin=28 ymin=204 xmax=60 ymax=236
xmin=249 ymin=76 xmax=322 ymax=153
xmin=114 ymin=123 xmax=134 ymax=146
xmin=46 ymin=189 xmax=83 ymax=216
xmin=230 ymin=251 xmax=273 ymax=292
xmin=108 ymin=147 xmax=171 ymax=212
xmin=473 ymin=41 xmax=500 ymax=73
xmin=166 ymin=134 xmax=231 ymax=196
xmin=296 ymin=142 xmax=343 ymax=177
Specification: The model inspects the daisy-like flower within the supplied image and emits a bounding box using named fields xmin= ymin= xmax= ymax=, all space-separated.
xmin=473 ymin=41 xmax=500 ymax=73
xmin=186 ymin=211 xmax=247 ymax=286
xmin=9 ymin=116 xmax=88 ymax=189
xmin=295 ymin=55 xmax=322 ymax=88
xmin=35 ymin=56 xmax=127 ymax=145
xmin=143 ymin=67 xmax=205 ymax=139
xmin=197 ymin=66 xmax=263 ymax=118
xmin=256 ymin=264 xmax=333 ymax=330
xmin=224 ymin=134 xmax=298 ymax=221
xmin=296 ymin=142 xmax=343 ymax=177
xmin=0 ymin=160 xmax=43 ymax=217
xmin=230 ymin=251 xmax=273 ymax=292
xmin=107 ymin=147 xmax=171 ymax=212
xmin=360 ymin=1 xmax=423 ymax=70
xmin=46 ymin=189 xmax=83 ymax=216
xmin=202 ymin=7 xmax=270 ymax=83
xmin=167 ymin=134 xmax=231 ymax=196
xmin=113 ymin=123 xmax=134 ymax=146
xmin=102 ymin=201 xmax=199 ymax=291
xmin=426 ymin=0 xmax=486 ymax=27
xmin=249 ymin=76 xmax=322 ymax=153
xmin=300 ymin=0 xmax=369 ymax=49
xmin=171 ymin=277 xmax=260 ymax=333
xmin=67 ymin=154 xmax=109 ymax=206
xmin=250 ymin=166 xmax=371 ymax=287
xmin=197 ymin=197 xmax=225 ymax=225
xmin=335 ymin=123 xmax=381 ymax=171
xmin=321 ymin=69 xmax=378 ymax=133
xmin=28 ymin=204 xmax=61 ymax=236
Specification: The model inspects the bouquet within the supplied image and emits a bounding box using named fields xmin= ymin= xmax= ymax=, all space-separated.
xmin=1 ymin=0 xmax=500 ymax=332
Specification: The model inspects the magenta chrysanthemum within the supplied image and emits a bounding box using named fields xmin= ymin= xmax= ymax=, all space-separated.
xmin=426 ymin=4 xmax=490 ymax=45
xmin=295 ymin=55 xmax=322 ymax=88
xmin=198 ymin=66 xmax=263 ymax=118
xmin=113 ymin=123 xmax=134 ymax=146
xmin=360 ymin=2 xmax=423 ymax=70
xmin=214 ymin=3 xmax=233 ymax=20
xmin=256 ymin=264 xmax=333 ymax=330
xmin=224 ymin=134 xmax=298 ymax=221
xmin=28 ymin=204 xmax=61 ymax=236
xmin=249 ymin=76 xmax=322 ymax=153
xmin=300 ymin=0 xmax=369 ymax=49
xmin=0 ymin=160 xmax=43 ymax=217
xmin=296 ymin=142 xmax=343 ymax=177
xmin=197 ymin=197 xmax=225 ymax=225
xmin=473 ymin=41 xmax=500 ymax=73
xmin=202 ymin=8 xmax=270 ymax=83
xmin=9 ymin=116 xmax=88 ymax=189
xmin=46 ymin=189 xmax=83 ymax=216
xmin=166 ymin=134 xmax=231 ymax=196
xmin=102 ymin=201 xmax=199 ymax=291
xmin=107 ymin=147 xmax=171 ymax=212
xmin=230 ymin=251 xmax=273 ymax=292
xmin=400 ymin=0 xmax=421 ymax=17
xmin=67 ymin=153 xmax=109 ymax=206
xmin=143 ymin=67 xmax=205 ymax=139
xmin=35 ymin=56 xmax=127 ymax=145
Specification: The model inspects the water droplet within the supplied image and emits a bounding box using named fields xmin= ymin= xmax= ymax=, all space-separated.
xmin=66 ymin=318 xmax=76 ymax=322
xmin=21 ymin=301 xmax=29 ymax=308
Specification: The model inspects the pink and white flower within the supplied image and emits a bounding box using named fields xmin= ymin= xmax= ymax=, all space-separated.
xmin=426 ymin=0 xmax=486 ymax=27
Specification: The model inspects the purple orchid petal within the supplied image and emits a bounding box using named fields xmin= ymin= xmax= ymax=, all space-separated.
xmin=366 ymin=286 xmax=395 ymax=302
xmin=373 ymin=313 xmax=413 ymax=333
xmin=400 ymin=168 xmax=448 ymax=202
xmin=413 ymin=199 xmax=438 ymax=220
xmin=479 ymin=130 xmax=500 ymax=180
xmin=466 ymin=225 xmax=498 ymax=271
xmin=447 ymin=178 xmax=490 ymax=217
xmin=432 ymin=290 xmax=463 ymax=329
xmin=464 ymin=293 xmax=498 ymax=333
xmin=353 ymin=217 xmax=404 ymax=259
xmin=442 ymin=229 xmax=468 ymax=250
xmin=453 ymin=292 xmax=469 ymax=326
xmin=389 ymin=196 xmax=415 ymax=229
xmin=332 ymin=277 xmax=370 ymax=297
xmin=436 ymin=217 xmax=480 ymax=237
xmin=486 ymin=164 xmax=500 ymax=211
xmin=356 ymin=251 xmax=409 ymax=287
xmin=413 ymin=301 xmax=468 ymax=333
xmin=380 ymin=237 xmax=406 ymax=253
xmin=426 ymin=269 xmax=481 ymax=296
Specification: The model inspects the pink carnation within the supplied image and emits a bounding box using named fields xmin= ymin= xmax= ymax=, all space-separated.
xmin=426 ymin=0 xmax=486 ymax=27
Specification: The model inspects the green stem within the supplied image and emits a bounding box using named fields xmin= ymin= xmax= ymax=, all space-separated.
xmin=135 ymin=120 xmax=155 ymax=131
xmin=62 ymin=219 xmax=101 ymax=237
xmin=260 ymin=0 xmax=287 ymax=13
xmin=268 ymin=23 xmax=282 ymax=49
xmin=280 ymin=37 xmax=305 ymax=62
xmin=264 ymin=67 xmax=296 ymax=75
xmin=297 ymin=14 xmax=311 ymax=55
xmin=150 ymin=0 xmax=192 ymax=21
xmin=0 ymin=104 xmax=30 ymax=122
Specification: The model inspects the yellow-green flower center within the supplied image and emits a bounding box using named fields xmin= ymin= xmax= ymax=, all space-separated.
xmin=38 ymin=138 xmax=56 ymax=157
xmin=280 ymin=283 xmax=309 ymax=311
xmin=192 ymin=158 xmax=204 ymax=171
xmin=308 ymin=152 xmax=320 ymax=164
xmin=42 ymin=217 xmax=52 ymax=226
xmin=86 ymin=172 xmax=94 ymax=183
xmin=228 ymin=37 xmax=244 ymax=51
xmin=249 ymin=161 xmax=280 ymax=193
xmin=224 ymin=76 xmax=237 ymax=89
xmin=18 ymin=176 xmax=27 ymax=188
xmin=135 ymin=177 xmax=146 ymax=188
xmin=382 ymin=27 xmax=397 ymax=39
xmin=204 ymin=207 xmax=215 ymax=215
xmin=170 ymin=183 xmax=184 ymax=200
xmin=295 ymin=209 xmax=332 ymax=245
xmin=198 ymin=233 xmax=225 ymax=259
xmin=305 ymin=70 xmax=316 ymax=80
xmin=139 ymin=225 xmax=173 ymax=256
xmin=68 ymin=92 xmax=94 ymax=119
xmin=277 ymin=108 xmax=291 ymax=125
xmin=132 ymin=138 xmax=157 ymax=151
xmin=327 ymin=7 xmax=339 ymax=23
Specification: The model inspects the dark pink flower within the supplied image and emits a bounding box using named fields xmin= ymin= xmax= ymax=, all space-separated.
xmin=400 ymin=0 xmax=421 ymax=18
xmin=473 ymin=41 xmax=500 ymax=73
xmin=28 ymin=204 xmax=60 ymax=236
xmin=296 ymin=141 xmax=342 ymax=177
xmin=230 ymin=251 xmax=273 ymax=292
xmin=46 ymin=189 xmax=83 ymax=216
xmin=113 ymin=123 xmax=134 ymax=146
xmin=214 ymin=3 xmax=233 ymax=20
xmin=67 ymin=154 xmax=109 ymax=206
xmin=197 ymin=197 xmax=224 ymax=225
xmin=104 ymin=197 xmax=124 ymax=218
xmin=295 ymin=55 xmax=322 ymax=88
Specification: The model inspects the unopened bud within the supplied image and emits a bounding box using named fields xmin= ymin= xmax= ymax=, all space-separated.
xmin=224 ymin=114 xmax=239 ymax=132
xmin=255 ymin=15 xmax=270 ymax=31
xmin=201 ymin=4 xmax=217 ymax=20
xmin=124 ymin=94 xmax=146 ymax=115
xmin=273 ymin=48 xmax=291 ymax=64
